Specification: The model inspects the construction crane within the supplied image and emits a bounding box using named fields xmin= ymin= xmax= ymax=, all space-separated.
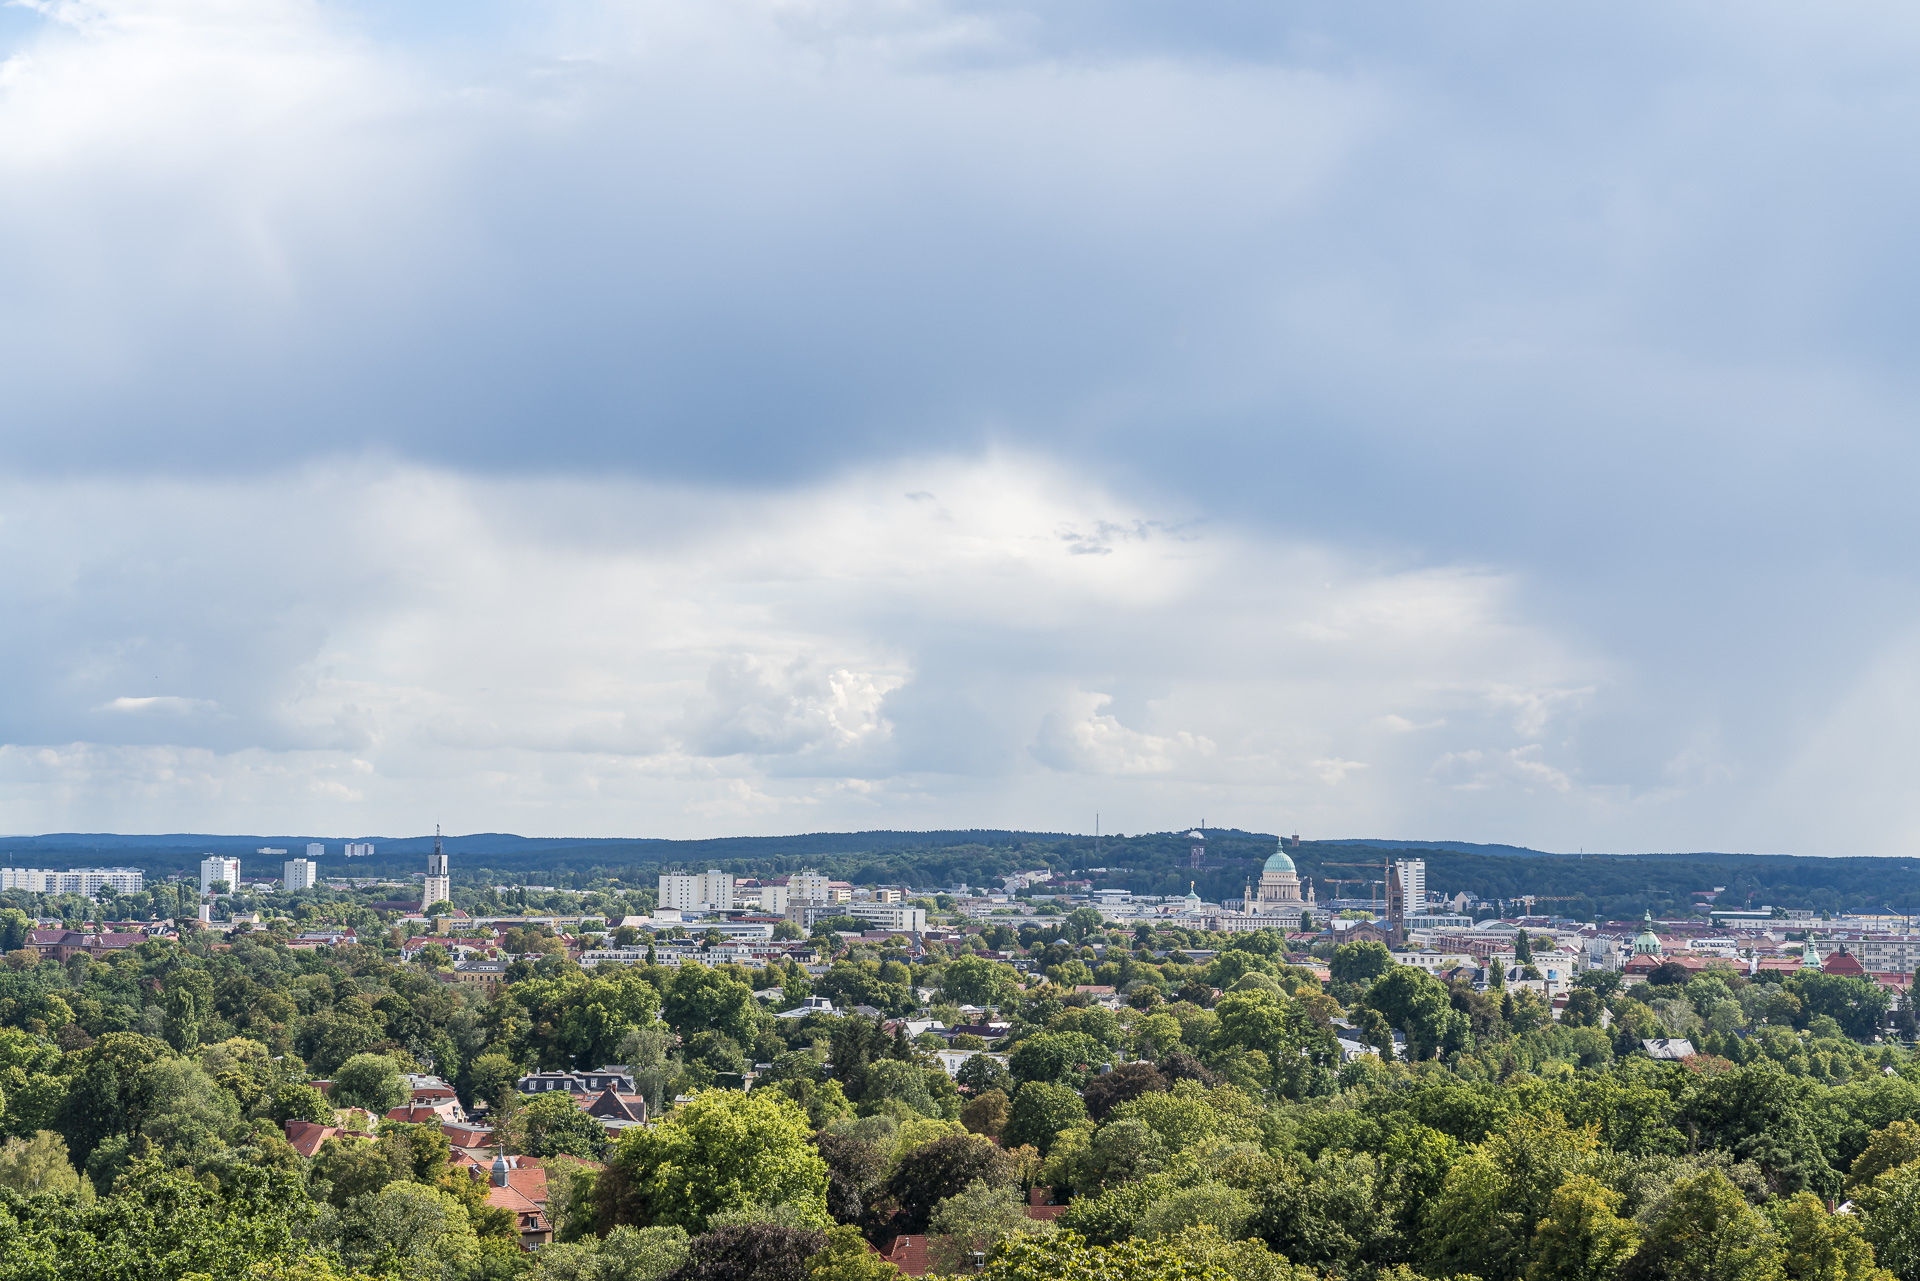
xmin=1321 ymin=860 xmax=1395 ymax=915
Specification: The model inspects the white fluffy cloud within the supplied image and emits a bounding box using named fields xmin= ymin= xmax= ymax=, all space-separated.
xmin=0 ymin=454 xmax=1620 ymax=838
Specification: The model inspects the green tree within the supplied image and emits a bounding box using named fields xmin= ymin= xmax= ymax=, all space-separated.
xmin=943 ymin=956 xmax=1018 ymax=1007
xmin=516 ymin=1090 xmax=611 ymax=1159
xmin=885 ymin=1132 xmax=1017 ymax=1233
xmin=928 ymin=1178 xmax=1057 ymax=1274
xmin=594 ymin=1088 xmax=829 ymax=1233
xmin=1364 ymin=968 xmax=1466 ymax=1060
xmin=1002 ymin=1082 xmax=1088 ymax=1157
xmin=1525 ymin=1175 xmax=1638 ymax=1281
xmin=0 ymin=909 xmax=29 ymax=953
xmin=1633 ymin=1168 xmax=1784 ymax=1281
xmin=1009 ymin=1033 xmax=1108 ymax=1088
xmin=1424 ymin=1111 xmax=1599 ymax=1281
xmin=974 ymin=1231 xmax=1233 ymax=1280
xmin=811 ymin=1222 xmax=904 ymax=1281
xmin=1859 ymin=1162 xmax=1920 ymax=1281
xmin=1848 ymin=1120 xmax=1920 ymax=1193
xmin=962 ymin=1089 xmax=1010 ymax=1138
xmin=468 ymin=1053 xmax=522 ymax=1116
xmin=0 ymin=1130 xmax=92 ymax=1203
xmin=663 ymin=969 xmax=759 ymax=1045
xmin=1329 ymin=942 xmax=1394 ymax=987
xmin=331 ymin=1053 xmax=406 ymax=1114
xmin=1776 ymin=1190 xmax=1890 ymax=1281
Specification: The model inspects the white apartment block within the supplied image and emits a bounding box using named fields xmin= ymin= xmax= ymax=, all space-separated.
xmin=201 ymin=856 xmax=242 ymax=896
xmin=53 ymin=867 xmax=145 ymax=896
xmin=283 ymin=859 xmax=320 ymax=892
xmin=801 ymin=902 xmax=928 ymax=933
xmin=306 ymin=843 xmax=324 ymax=860
xmin=1394 ymin=860 xmax=1426 ymax=914
xmin=4 ymin=867 xmax=144 ymax=895
xmin=753 ymin=884 xmax=791 ymax=914
xmin=786 ymin=872 xmax=831 ymax=903
xmin=343 ymin=842 xmax=375 ymax=858
xmin=658 ymin=870 xmax=734 ymax=912
xmin=1808 ymin=933 xmax=1920 ymax=973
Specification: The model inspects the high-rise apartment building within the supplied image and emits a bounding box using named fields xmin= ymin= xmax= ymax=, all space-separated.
xmin=658 ymin=870 xmax=734 ymax=912
xmin=0 ymin=868 xmax=51 ymax=892
xmin=1389 ymin=859 xmax=1426 ymax=928
xmin=200 ymin=856 xmax=242 ymax=896
xmin=423 ymin=829 xmax=450 ymax=909
xmin=306 ymin=843 xmax=324 ymax=860
xmin=343 ymin=842 xmax=374 ymax=858
xmin=283 ymin=859 xmax=319 ymax=892
xmin=786 ymin=871 xmax=831 ymax=904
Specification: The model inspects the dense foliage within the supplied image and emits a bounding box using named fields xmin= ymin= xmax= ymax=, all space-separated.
xmin=2 ymin=857 xmax=1920 ymax=1281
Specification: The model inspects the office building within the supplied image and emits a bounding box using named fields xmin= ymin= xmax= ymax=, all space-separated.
xmin=658 ymin=870 xmax=733 ymax=912
xmin=284 ymin=859 xmax=319 ymax=892
xmin=798 ymin=902 xmax=927 ymax=933
xmin=423 ymin=829 xmax=450 ymax=909
xmin=200 ymin=856 xmax=242 ymax=896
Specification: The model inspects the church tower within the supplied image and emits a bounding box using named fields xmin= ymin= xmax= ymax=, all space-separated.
xmin=424 ymin=826 xmax=450 ymax=910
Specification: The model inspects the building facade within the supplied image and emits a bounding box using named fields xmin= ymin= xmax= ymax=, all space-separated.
xmin=46 ymin=867 xmax=145 ymax=896
xmin=798 ymin=902 xmax=928 ymax=932
xmin=200 ymin=856 xmax=242 ymax=896
xmin=283 ymin=859 xmax=319 ymax=892
xmin=658 ymin=870 xmax=733 ymax=912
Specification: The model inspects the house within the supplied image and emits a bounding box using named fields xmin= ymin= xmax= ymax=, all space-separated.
xmin=774 ymin=996 xmax=837 ymax=1020
xmin=442 ymin=958 xmax=509 ymax=995
xmin=441 ymin=1121 xmax=495 ymax=1150
xmin=877 ymin=1234 xmax=931 ymax=1277
xmin=288 ymin=928 xmax=357 ymax=950
xmin=582 ymin=1087 xmax=650 ymax=1131
xmin=284 ymin=1120 xmax=348 ymax=1158
xmin=1643 ymin=1039 xmax=1696 ymax=1061
xmin=515 ymin=1067 xmax=638 ymax=1095
xmin=473 ymin=1152 xmax=552 ymax=1250
xmin=27 ymin=929 xmax=145 ymax=962
xmin=402 ymin=1074 xmax=465 ymax=1121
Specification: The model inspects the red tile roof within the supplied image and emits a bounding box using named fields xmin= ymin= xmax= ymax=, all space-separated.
xmin=284 ymin=1121 xmax=343 ymax=1158
xmin=880 ymin=1234 xmax=931 ymax=1276
xmin=1824 ymin=950 xmax=1868 ymax=977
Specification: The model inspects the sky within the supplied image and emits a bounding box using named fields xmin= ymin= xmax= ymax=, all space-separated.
xmin=3 ymin=0 xmax=1920 ymax=852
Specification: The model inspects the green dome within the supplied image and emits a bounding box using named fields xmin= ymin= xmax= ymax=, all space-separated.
xmin=1264 ymin=848 xmax=1297 ymax=875
xmin=1632 ymin=910 xmax=1663 ymax=956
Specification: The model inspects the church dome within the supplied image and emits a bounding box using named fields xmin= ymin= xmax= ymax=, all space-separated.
xmin=1632 ymin=911 xmax=1663 ymax=956
xmin=1264 ymin=848 xmax=1297 ymax=875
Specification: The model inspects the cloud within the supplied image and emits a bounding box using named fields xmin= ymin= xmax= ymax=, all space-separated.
xmin=99 ymin=695 xmax=219 ymax=715
xmin=0 ymin=1 xmax=1917 ymax=849
xmin=0 ymin=453 xmax=1615 ymax=837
